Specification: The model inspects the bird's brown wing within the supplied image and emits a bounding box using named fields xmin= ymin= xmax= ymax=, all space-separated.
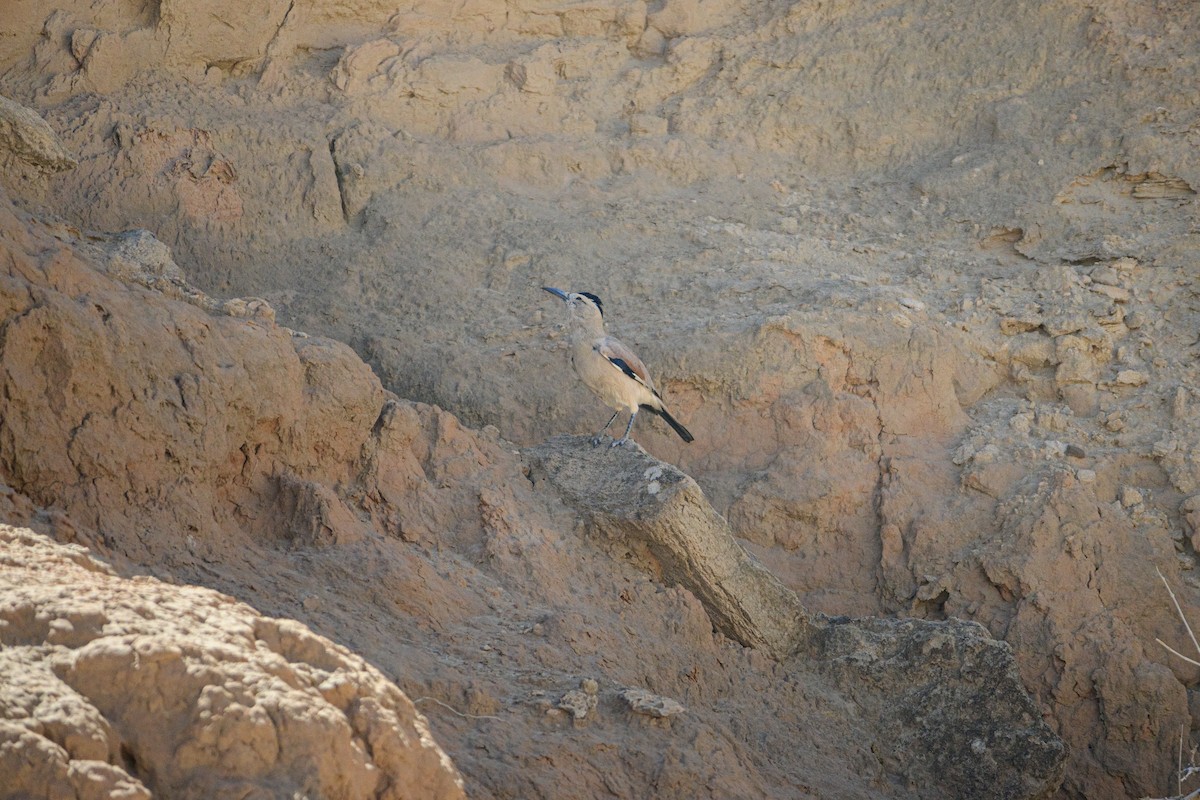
xmin=597 ymin=337 xmax=658 ymax=395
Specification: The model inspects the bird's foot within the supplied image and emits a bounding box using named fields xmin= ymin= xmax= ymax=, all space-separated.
xmin=610 ymin=438 xmax=628 ymax=448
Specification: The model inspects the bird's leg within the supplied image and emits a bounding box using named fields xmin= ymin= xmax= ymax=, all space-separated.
xmin=592 ymin=410 xmax=621 ymax=447
xmin=611 ymin=409 xmax=637 ymax=448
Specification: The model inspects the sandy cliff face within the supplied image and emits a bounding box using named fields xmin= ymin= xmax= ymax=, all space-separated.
xmin=2 ymin=0 xmax=1200 ymax=796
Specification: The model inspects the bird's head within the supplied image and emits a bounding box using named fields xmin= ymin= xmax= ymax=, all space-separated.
xmin=542 ymin=287 xmax=604 ymax=327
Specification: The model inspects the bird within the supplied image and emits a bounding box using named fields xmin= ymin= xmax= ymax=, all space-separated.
xmin=542 ymin=287 xmax=694 ymax=448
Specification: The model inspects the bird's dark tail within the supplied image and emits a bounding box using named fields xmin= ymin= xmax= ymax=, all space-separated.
xmin=641 ymin=404 xmax=694 ymax=443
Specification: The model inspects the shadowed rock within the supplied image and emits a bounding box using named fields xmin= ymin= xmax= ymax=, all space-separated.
xmin=814 ymin=616 xmax=1067 ymax=800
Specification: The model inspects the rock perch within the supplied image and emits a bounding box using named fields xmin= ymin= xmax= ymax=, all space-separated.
xmin=526 ymin=434 xmax=813 ymax=658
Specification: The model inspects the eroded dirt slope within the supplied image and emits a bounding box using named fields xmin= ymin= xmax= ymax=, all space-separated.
xmin=3 ymin=0 xmax=1200 ymax=796
xmin=0 ymin=185 xmax=1069 ymax=798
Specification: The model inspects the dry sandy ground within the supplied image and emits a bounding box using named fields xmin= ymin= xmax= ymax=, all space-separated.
xmin=2 ymin=0 xmax=1200 ymax=797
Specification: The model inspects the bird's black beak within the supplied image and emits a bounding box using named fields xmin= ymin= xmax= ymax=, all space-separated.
xmin=542 ymin=287 xmax=569 ymax=301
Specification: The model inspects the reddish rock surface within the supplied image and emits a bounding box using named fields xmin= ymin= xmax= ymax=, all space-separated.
xmin=3 ymin=1 xmax=1200 ymax=796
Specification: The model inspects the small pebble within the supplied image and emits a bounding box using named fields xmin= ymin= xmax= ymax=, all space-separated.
xmin=1115 ymin=370 xmax=1148 ymax=386
xmin=1120 ymin=487 xmax=1144 ymax=508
